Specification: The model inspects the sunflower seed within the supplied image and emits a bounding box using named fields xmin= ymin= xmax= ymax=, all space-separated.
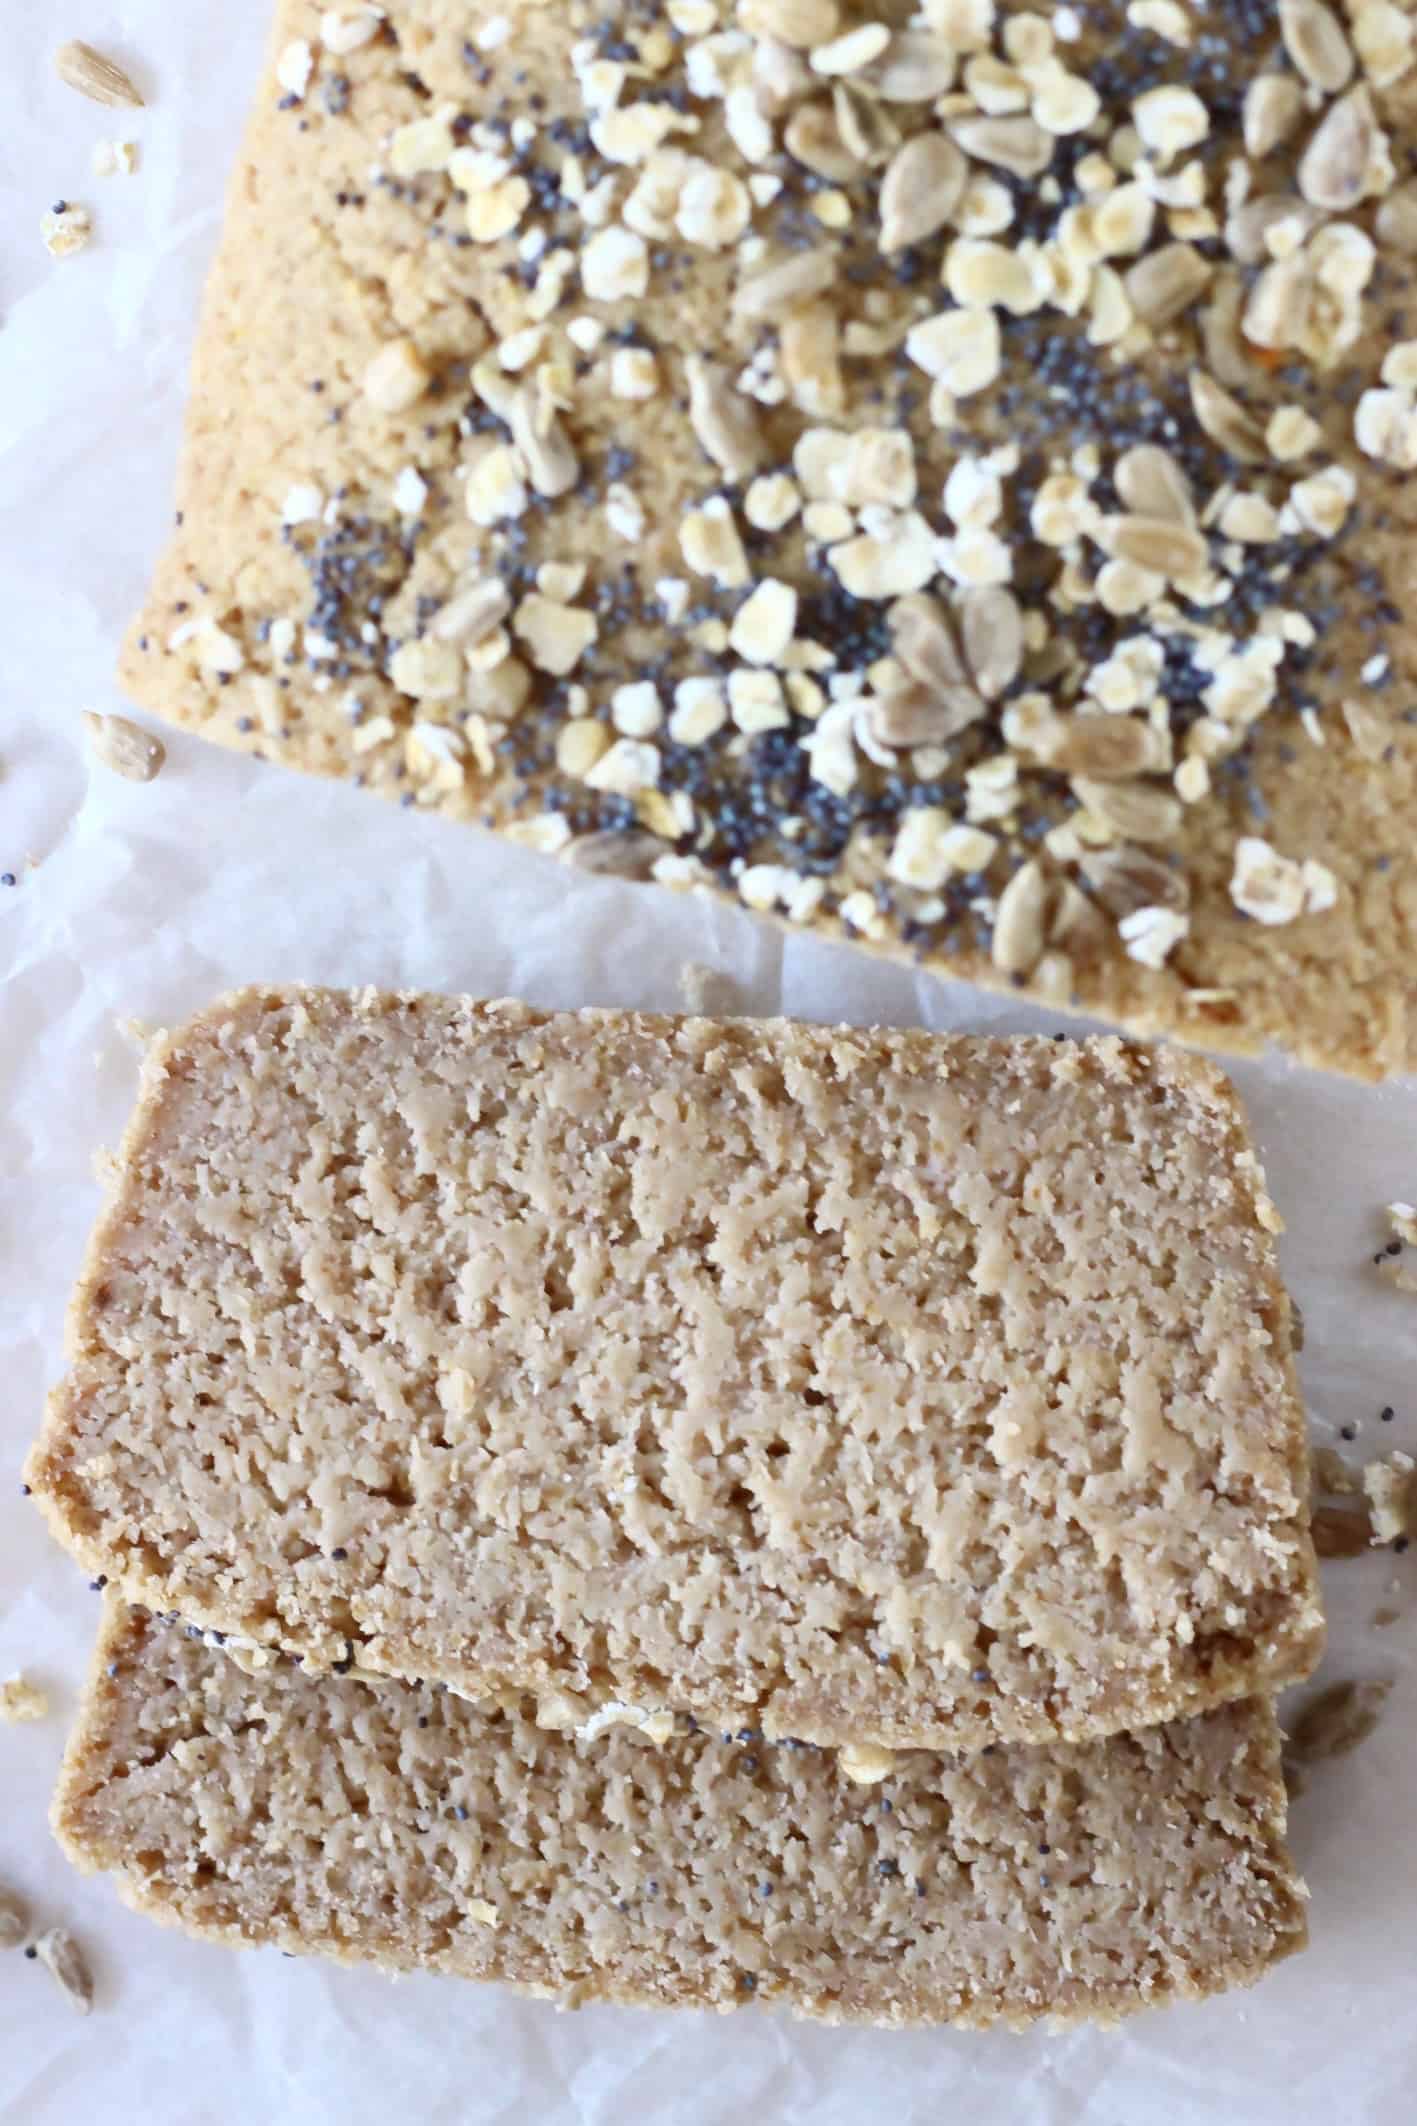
xmin=686 ymin=357 xmax=765 ymax=478
xmin=1341 ymin=694 xmax=1395 ymax=762
xmin=33 ymin=1928 xmax=93 ymax=2015
xmin=753 ymin=34 xmax=813 ymax=112
xmin=879 ymin=131 xmax=967 ymax=252
xmin=566 ymin=829 xmax=662 ymax=878
xmin=1377 ymin=178 xmax=1417 ymax=252
xmin=1188 ymin=372 xmax=1267 ymax=463
xmin=1079 ymin=845 xmax=1190 ymax=917
xmin=1200 ymin=270 xmax=1254 ymax=389
xmin=866 ymin=684 xmax=976 ymax=747
xmin=889 ymin=592 xmax=969 ymax=690
xmin=732 ymin=246 xmax=838 ymax=320
xmin=811 ymin=21 xmax=890 ymax=75
xmin=507 ymin=391 xmax=578 ymax=499
xmin=1045 ymin=715 xmax=1166 ymax=780
xmin=1279 ymin=0 xmax=1355 ymax=91
xmin=1049 ymin=879 xmax=1111 ymax=954
xmin=1072 ymin=778 xmax=1183 ymax=843
xmin=0 ymin=1887 xmax=28 ymax=1950
xmin=55 ymin=39 xmax=144 ymax=107
xmin=1298 ymin=86 xmax=1377 ymax=211
xmin=1031 ymin=948 xmax=1075 ymax=1004
xmin=1124 ymin=243 xmax=1213 ymax=327
xmin=992 ymin=860 xmax=1049 ymax=975
xmin=1242 ymin=254 xmax=1310 ymax=350
xmin=831 ymin=81 xmax=899 ymax=165
xmin=1243 ymin=73 xmax=1305 ymax=160
xmin=741 ymin=0 xmax=841 ymax=45
xmin=779 ymin=299 xmax=844 ymax=413
xmin=857 ymin=29 xmax=957 ymax=103
xmin=83 ymin=712 xmax=165 ymax=783
xmin=949 ymin=113 xmax=1053 ymax=179
xmin=1114 ymin=445 xmax=1195 ymax=524
xmin=958 ymin=585 xmax=1023 ymax=699
xmin=784 ymin=100 xmax=862 ymax=180
xmin=1226 ymin=194 xmax=1323 ymax=267
xmin=430 ymin=579 xmax=512 ymax=646
xmin=1105 ymin=514 xmax=1208 ymax=579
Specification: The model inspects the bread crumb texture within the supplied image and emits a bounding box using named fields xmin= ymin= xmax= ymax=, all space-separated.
xmin=118 ymin=0 xmax=1417 ymax=1079
xmin=53 ymin=1603 xmax=1307 ymax=2029
xmin=29 ymin=987 xmax=1322 ymax=1749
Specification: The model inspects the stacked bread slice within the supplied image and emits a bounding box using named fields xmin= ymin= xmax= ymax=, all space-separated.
xmin=30 ymin=988 xmax=1320 ymax=2027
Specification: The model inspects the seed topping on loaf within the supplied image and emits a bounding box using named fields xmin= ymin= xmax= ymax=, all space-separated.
xmin=134 ymin=3 xmax=1417 ymax=1042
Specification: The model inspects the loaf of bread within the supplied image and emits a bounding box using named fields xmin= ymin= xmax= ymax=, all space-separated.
xmin=28 ymin=986 xmax=1322 ymax=1750
xmin=117 ymin=0 xmax=1417 ymax=1078
xmin=54 ymin=1603 xmax=1308 ymax=2028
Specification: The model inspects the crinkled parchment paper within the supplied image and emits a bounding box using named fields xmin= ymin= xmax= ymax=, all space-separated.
xmin=1 ymin=7 xmax=1414 ymax=2121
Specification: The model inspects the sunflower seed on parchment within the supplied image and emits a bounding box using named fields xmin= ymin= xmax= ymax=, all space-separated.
xmin=83 ymin=712 xmax=165 ymax=783
xmin=55 ymin=40 xmax=144 ymax=107
xmin=33 ymin=1928 xmax=94 ymax=2015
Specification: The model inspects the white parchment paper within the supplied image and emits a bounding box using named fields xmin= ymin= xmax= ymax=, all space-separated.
xmin=1 ymin=6 xmax=1415 ymax=2120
